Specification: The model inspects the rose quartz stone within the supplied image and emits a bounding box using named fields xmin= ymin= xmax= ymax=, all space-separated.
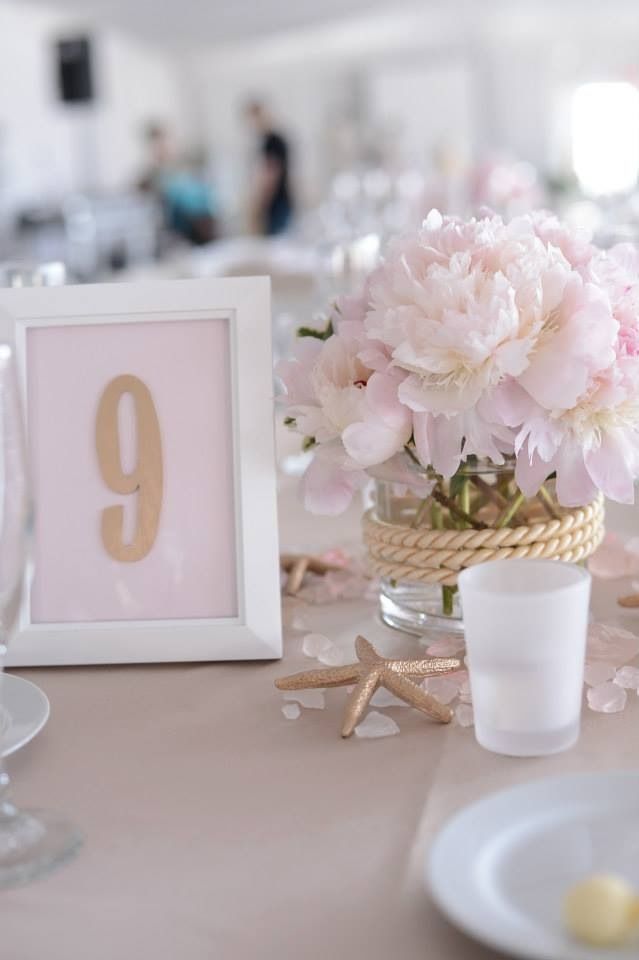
xmin=586 ymin=682 xmax=627 ymax=713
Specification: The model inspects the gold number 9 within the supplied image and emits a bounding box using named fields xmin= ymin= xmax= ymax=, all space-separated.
xmin=95 ymin=374 xmax=163 ymax=562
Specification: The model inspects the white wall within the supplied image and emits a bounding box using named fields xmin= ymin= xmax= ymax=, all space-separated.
xmin=184 ymin=2 xmax=639 ymax=220
xmin=367 ymin=58 xmax=474 ymax=170
xmin=186 ymin=9 xmax=463 ymax=222
xmin=93 ymin=31 xmax=191 ymax=192
xmin=0 ymin=0 xmax=189 ymax=221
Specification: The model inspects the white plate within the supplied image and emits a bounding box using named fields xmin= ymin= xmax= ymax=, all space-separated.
xmin=427 ymin=772 xmax=639 ymax=960
xmin=0 ymin=674 xmax=49 ymax=757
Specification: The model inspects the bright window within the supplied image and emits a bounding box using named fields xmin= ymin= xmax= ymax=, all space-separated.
xmin=572 ymin=82 xmax=639 ymax=195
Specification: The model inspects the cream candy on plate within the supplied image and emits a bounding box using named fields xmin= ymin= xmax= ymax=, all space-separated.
xmin=563 ymin=874 xmax=639 ymax=946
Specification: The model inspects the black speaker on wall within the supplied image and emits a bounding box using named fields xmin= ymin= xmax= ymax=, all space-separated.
xmin=56 ymin=35 xmax=94 ymax=104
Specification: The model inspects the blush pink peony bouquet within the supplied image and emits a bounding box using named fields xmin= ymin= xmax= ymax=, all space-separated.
xmin=277 ymin=209 xmax=639 ymax=516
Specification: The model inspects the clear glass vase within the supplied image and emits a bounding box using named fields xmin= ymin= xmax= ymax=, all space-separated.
xmin=370 ymin=457 xmax=563 ymax=640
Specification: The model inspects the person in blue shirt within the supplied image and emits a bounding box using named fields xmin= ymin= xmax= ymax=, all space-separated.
xmin=138 ymin=125 xmax=218 ymax=246
xmin=160 ymin=152 xmax=219 ymax=245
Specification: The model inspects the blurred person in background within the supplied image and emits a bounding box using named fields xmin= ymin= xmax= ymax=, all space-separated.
xmin=161 ymin=148 xmax=219 ymax=246
xmin=137 ymin=121 xmax=174 ymax=195
xmin=244 ymin=99 xmax=294 ymax=236
xmin=138 ymin=123 xmax=218 ymax=246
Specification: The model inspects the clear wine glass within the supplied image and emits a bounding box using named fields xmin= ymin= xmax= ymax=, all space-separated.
xmin=0 ymin=342 xmax=82 ymax=887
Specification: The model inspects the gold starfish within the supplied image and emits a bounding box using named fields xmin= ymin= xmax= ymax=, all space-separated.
xmin=280 ymin=552 xmax=343 ymax=595
xmin=275 ymin=635 xmax=461 ymax=737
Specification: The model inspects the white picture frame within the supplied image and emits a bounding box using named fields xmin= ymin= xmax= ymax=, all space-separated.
xmin=0 ymin=278 xmax=282 ymax=665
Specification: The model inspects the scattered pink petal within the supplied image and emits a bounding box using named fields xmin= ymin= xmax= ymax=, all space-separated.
xmin=354 ymin=711 xmax=400 ymax=738
xmin=423 ymin=675 xmax=461 ymax=705
xmin=425 ymin=636 xmax=466 ymax=657
xmin=455 ymin=703 xmax=474 ymax=727
xmin=328 ymin=571 xmax=371 ymax=601
xmin=589 ymin=533 xmax=639 ymax=580
xmin=614 ymin=665 xmax=639 ymax=690
xmin=587 ymin=623 xmax=639 ymax=665
xmin=321 ymin=571 xmax=349 ymax=600
xmin=320 ymin=548 xmax=350 ymax=567
xmin=297 ymin=582 xmax=331 ymax=604
xmin=586 ymin=681 xmax=627 ymax=713
xmin=296 ymin=564 xmax=373 ymax=604
xmin=583 ymin=661 xmax=616 ymax=686
xmin=282 ymin=703 xmax=301 ymax=720
xmin=282 ymin=689 xmax=326 ymax=709
xmin=302 ymin=633 xmax=332 ymax=659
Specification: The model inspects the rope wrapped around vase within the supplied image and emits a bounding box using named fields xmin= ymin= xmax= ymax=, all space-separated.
xmin=363 ymin=494 xmax=605 ymax=588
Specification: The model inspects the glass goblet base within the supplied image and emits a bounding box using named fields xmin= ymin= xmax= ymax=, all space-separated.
xmin=0 ymin=801 xmax=83 ymax=888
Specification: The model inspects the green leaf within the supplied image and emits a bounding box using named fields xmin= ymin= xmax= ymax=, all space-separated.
xmin=297 ymin=319 xmax=334 ymax=341
xmin=283 ymin=416 xmax=296 ymax=426
xmin=302 ymin=436 xmax=316 ymax=451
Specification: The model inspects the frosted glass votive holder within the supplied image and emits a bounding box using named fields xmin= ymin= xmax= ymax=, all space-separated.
xmin=458 ymin=559 xmax=591 ymax=757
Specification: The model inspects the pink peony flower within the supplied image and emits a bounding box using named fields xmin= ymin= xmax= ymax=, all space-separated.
xmin=413 ymin=406 xmax=514 ymax=478
xmin=367 ymin=212 xmax=585 ymax=415
xmin=517 ymin=276 xmax=618 ymax=411
xmin=281 ymin=210 xmax=639 ymax=513
xmin=515 ymin=363 xmax=639 ymax=505
xmin=301 ymin=449 xmax=368 ymax=515
xmin=342 ymin=369 xmax=412 ymax=468
xmin=366 ymin=210 xmax=583 ymax=475
xmin=277 ymin=310 xmax=412 ymax=512
xmin=530 ymin=210 xmax=596 ymax=271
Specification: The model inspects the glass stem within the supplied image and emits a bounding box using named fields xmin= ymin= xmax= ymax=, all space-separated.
xmin=432 ymin=486 xmax=487 ymax=530
xmin=411 ymin=497 xmax=432 ymax=529
xmin=459 ymin=478 xmax=470 ymax=528
xmin=442 ymin=584 xmax=457 ymax=616
xmin=469 ymin=474 xmax=507 ymax=509
xmin=537 ymin=484 xmax=560 ymax=519
xmin=0 ymin=635 xmax=14 ymax=819
xmin=496 ymin=489 xmax=526 ymax=528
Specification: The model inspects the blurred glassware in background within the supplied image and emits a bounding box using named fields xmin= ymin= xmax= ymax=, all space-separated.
xmin=0 ymin=340 xmax=82 ymax=886
xmin=63 ymin=193 xmax=160 ymax=280
xmin=5 ymin=193 xmax=160 ymax=284
xmin=0 ymin=261 xmax=66 ymax=288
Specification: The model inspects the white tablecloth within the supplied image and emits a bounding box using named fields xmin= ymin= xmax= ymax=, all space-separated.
xmin=2 ymin=469 xmax=638 ymax=959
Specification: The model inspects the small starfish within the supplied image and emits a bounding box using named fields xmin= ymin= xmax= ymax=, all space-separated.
xmin=275 ymin=635 xmax=461 ymax=737
xmin=280 ymin=552 xmax=343 ymax=595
